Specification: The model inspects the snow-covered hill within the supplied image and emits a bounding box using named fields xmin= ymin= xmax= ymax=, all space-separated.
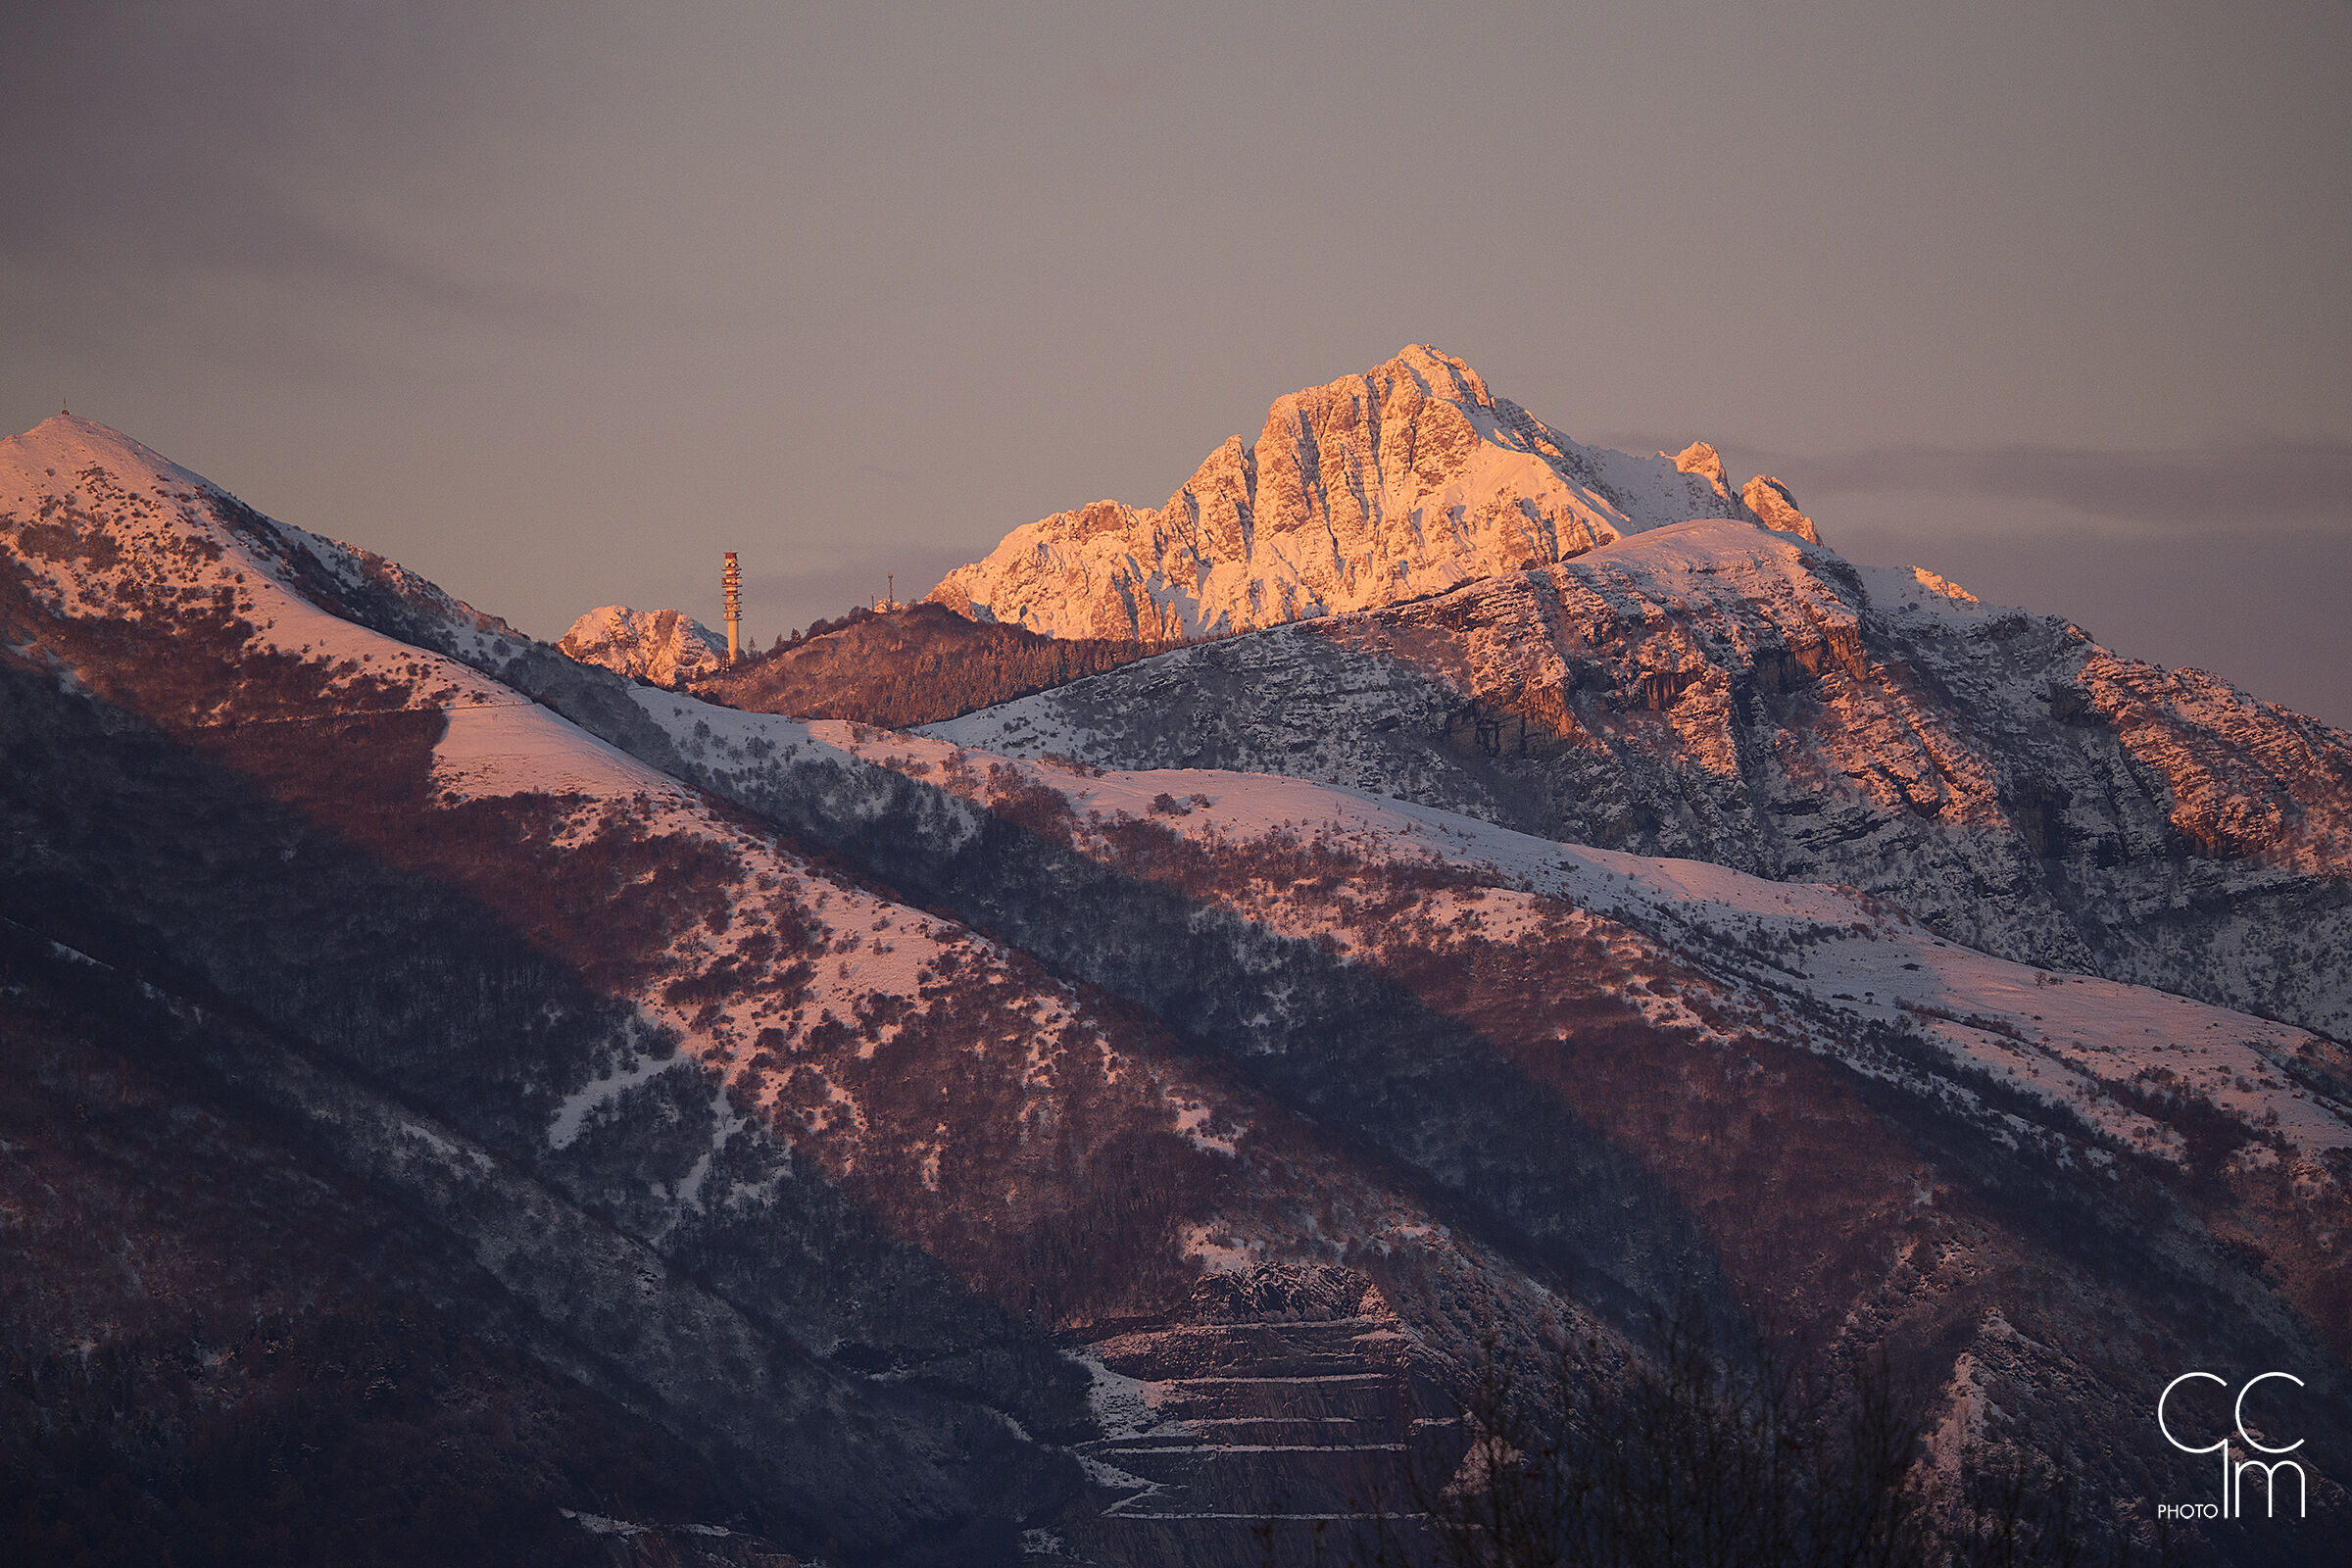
xmin=559 ymin=603 xmax=727 ymax=684
xmin=927 ymin=345 xmax=1819 ymax=639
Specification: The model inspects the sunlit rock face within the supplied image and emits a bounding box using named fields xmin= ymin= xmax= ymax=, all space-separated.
xmin=929 ymin=345 xmax=1819 ymax=639
xmin=560 ymin=604 xmax=728 ymax=684
xmin=1741 ymin=472 xmax=1822 ymax=544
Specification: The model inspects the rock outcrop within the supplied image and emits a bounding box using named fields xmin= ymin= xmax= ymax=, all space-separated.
xmin=929 ymin=346 xmax=1818 ymax=639
xmin=562 ymin=604 xmax=727 ymax=684
xmin=1740 ymin=472 xmax=1821 ymax=544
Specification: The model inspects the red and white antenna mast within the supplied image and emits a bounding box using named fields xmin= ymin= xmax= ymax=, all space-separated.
xmin=722 ymin=552 xmax=743 ymax=666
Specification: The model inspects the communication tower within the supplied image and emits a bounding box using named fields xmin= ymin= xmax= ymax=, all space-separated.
xmin=722 ymin=552 xmax=743 ymax=665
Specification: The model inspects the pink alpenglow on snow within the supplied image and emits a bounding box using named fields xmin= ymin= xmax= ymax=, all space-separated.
xmin=560 ymin=604 xmax=729 ymax=685
xmin=928 ymin=345 xmax=1822 ymax=640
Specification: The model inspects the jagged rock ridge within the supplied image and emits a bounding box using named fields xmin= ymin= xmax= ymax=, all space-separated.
xmin=562 ymin=604 xmax=728 ymax=684
xmin=927 ymin=345 xmax=1818 ymax=639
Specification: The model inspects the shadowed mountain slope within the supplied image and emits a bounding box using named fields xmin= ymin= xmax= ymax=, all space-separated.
xmin=682 ymin=601 xmax=1181 ymax=729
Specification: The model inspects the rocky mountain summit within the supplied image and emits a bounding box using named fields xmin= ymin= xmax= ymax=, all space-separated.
xmin=928 ymin=345 xmax=1818 ymax=639
xmin=561 ymin=604 xmax=728 ymax=684
xmin=9 ymin=410 xmax=2350 ymax=1566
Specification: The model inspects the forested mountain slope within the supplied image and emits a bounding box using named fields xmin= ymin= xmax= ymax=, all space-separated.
xmin=685 ymin=602 xmax=1179 ymax=730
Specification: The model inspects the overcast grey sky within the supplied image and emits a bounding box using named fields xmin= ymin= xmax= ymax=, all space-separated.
xmin=7 ymin=1 xmax=2349 ymax=723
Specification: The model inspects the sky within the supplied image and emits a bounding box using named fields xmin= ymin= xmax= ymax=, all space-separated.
xmin=5 ymin=0 xmax=2349 ymax=724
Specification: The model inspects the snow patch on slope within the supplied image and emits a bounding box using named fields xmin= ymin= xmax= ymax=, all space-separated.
xmin=433 ymin=694 xmax=692 ymax=803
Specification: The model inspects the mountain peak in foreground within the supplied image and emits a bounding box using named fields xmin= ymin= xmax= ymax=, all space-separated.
xmin=927 ymin=344 xmax=1820 ymax=639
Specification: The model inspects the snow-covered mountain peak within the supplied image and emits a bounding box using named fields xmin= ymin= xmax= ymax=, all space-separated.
xmin=559 ymin=605 xmax=727 ymax=685
xmin=1 ymin=412 xmax=525 ymax=680
xmin=926 ymin=348 xmax=1826 ymax=640
xmin=1740 ymin=473 xmax=1822 ymax=544
xmin=4 ymin=413 xmax=207 ymax=493
xmin=1670 ymin=439 xmax=1736 ymax=500
xmin=1350 ymin=341 xmax=1495 ymax=407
